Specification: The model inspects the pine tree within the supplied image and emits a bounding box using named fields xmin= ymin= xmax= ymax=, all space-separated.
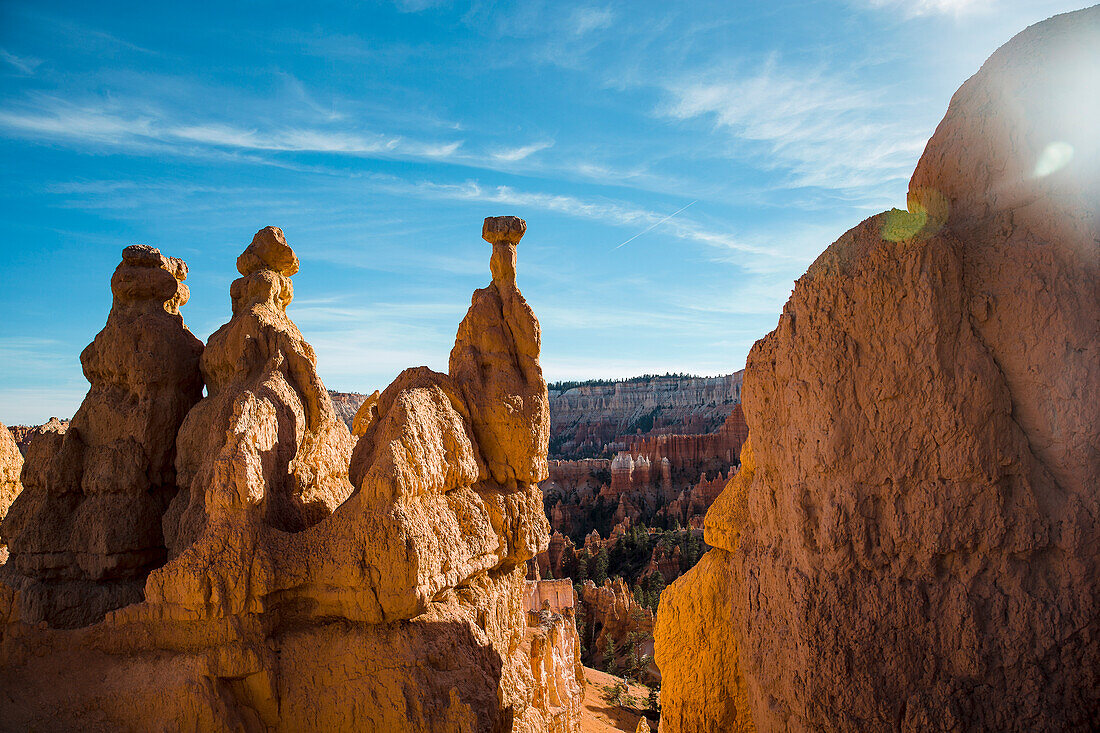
xmin=592 ymin=548 xmax=609 ymax=586
xmin=647 ymin=572 xmax=666 ymax=611
xmin=601 ymin=635 xmax=618 ymax=674
xmin=601 ymin=679 xmax=627 ymax=707
xmin=646 ymin=684 xmax=660 ymax=715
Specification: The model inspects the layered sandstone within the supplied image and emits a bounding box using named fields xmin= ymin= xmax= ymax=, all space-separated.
xmin=544 ymin=403 xmax=746 ymax=541
xmin=327 ymin=389 xmax=369 ymax=430
xmin=0 ymin=424 xmax=23 ymax=564
xmin=1 ymin=245 xmax=203 ymax=627
xmin=549 ymin=372 xmax=742 ymax=459
xmin=0 ymin=219 xmax=582 ymax=731
xmin=625 ymin=403 xmax=747 ymax=482
xmin=525 ymin=579 xmax=586 ymax=731
xmin=152 ymin=225 xmax=356 ymax=618
xmin=656 ymin=9 xmax=1100 ymax=732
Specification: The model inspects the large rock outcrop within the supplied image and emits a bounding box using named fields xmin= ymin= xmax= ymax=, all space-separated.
xmin=1 ymin=219 xmax=582 ymax=732
xmin=1 ymin=245 xmax=203 ymax=628
xmin=0 ymin=424 xmax=23 ymax=565
xmin=656 ymin=8 xmax=1099 ymax=732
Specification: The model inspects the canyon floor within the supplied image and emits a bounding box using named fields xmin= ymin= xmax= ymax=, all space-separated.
xmin=578 ymin=667 xmax=654 ymax=733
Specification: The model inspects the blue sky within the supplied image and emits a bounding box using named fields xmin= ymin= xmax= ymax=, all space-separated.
xmin=0 ymin=0 xmax=1084 ymax=424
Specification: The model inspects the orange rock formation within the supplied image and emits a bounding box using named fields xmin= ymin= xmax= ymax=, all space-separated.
xmin=656 ymin=9 xmax=1100 ymax=732
xmin=580 ymin=578 xmax=656 ymax=677
xmin=2 ymin=245 xmax=204 ymax=628
xmin=0 ymin=218 xmax=583 ymax=731
xmin=0 ymin=423 xmax=23 ymax=564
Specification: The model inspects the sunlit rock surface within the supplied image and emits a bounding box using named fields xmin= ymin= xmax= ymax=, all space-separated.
xmin=0 ymin=424 xmax=24 ymax=565
xmin=0 ymin=219 xmax=582 ymax=732
xmin=656 ymin=8 xmax=1100 ymax=732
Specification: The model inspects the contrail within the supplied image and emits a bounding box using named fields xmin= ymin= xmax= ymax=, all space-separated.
xmin=613 ymin=199 xmax=698 ymax=250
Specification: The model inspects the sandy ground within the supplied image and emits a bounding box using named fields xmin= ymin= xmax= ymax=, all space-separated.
xmin=579 ymin=666 xmax=659 ymax=732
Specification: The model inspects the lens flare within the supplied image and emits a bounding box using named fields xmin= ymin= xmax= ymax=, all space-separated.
xmin=881 ymin=208 xmax=927 ymax=242
xmin=1033 ymin=141 xmax=1075 ymax=178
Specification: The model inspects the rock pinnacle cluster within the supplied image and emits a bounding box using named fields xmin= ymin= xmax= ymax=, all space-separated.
xmin=1 ymin=218 xmax=583 ymax=732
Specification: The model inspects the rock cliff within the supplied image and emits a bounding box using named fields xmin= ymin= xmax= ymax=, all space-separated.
xmin=0 ymin=218 xmax=583 ymax=732
xmin=549 ymin=372 xmax=742 ymax=459
xmin=578 ymin=577 xmax=656 ymax=679
xmin=327 ymin=389 xmax=369 ymax=429
xmin=543 ymin=403 xmax=747 ymax=543
xmin=656 ymin=9 xmax=1100 ymax=732
xmin=7 ymin=419 xmax=71 ymax=456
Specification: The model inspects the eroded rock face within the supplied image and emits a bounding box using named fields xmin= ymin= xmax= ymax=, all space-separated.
xmin=526 ymin=580 xmax=586 ymax=732
xmin=1 ymin=219 xmax=579 ymax=732
xmin=7 ymin=419 xmax=71 ymax=456
xmin=0 ymin=424 xmax=24 ymax=564
xmin=0 ymin=246 xmax=203 ymax=628
xmin=656 ymin=9 xmax=1100 ymax=732
xmin=451 ymin=215 xmax=549 ymax=487
xmin=549 ymin=372 xmax=743 ymax=460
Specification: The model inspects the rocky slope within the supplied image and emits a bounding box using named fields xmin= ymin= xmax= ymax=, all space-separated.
xmin=656 ymin=9 xmax=1100 ymax=732
xmin=0 ymin=218 xmax=584 ymax=732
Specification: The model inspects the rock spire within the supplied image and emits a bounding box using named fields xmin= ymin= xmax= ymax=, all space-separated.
xmin=1 ymin=245 xmax=203 ymax=628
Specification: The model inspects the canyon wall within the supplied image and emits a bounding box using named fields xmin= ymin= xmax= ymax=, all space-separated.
xmin=328 ymin=390 xmax=369 ymax=429
xmin=656 ymin=8 xmax=1100 ymax=732
xmin=7 ymin=419 xmax=71 ymax=456
xmin=0 ymin=218 xmax=583 ymax=731
xmin=549 ymin=372 xmax=742 ymax=459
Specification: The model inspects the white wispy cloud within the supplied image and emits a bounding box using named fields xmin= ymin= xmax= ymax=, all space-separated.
xmin=491 ymin=140 xmax=554 ymax=162
xmin=399 ymin=180 xmax=800 ymax=263
xmin=660 ymin=56 xmax=929 ymax=200
xmin=862 ymin=0 xmax=991 ymax=18
xmin=0 ymin=102 xmax=464 ymax=162
xmin=0 ymin=48 xmax=43 ymax=75
xmin=570 ymin=6 xmax=615 ymax=36
xmin=393 ymin=0 xmax=450 ymax=13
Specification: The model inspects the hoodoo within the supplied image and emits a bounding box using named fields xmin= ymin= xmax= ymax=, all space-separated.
xmin=1 ymin=245 xmax=203 ymax=628
xmin=655 ymin=8 xmax=1100 ymax=732
xmin=0 ymin=219 xmax=583 ymax=732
